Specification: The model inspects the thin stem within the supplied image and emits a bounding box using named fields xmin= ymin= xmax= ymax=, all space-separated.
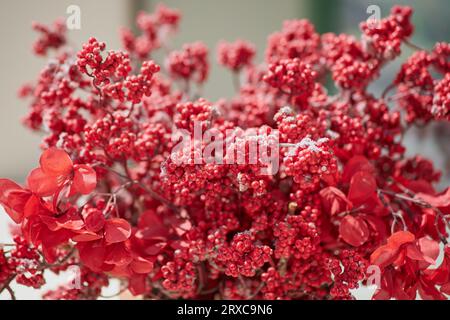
xmin=5 ymin=285 xmax=16 ymax=300
xmin=379 ymin=188 xmax=449 ymax=243
xmin=0 ymin=244 xmax=16 ymax=248
xmin=381 ymin=83 xmax=396 ymax=100
xmin=232 ymin=71 xmax=241 ymax=92
xmin=98 ymin=164 xmax=179 ymax=212
xmin=126 ymin=103 xmax=136 ymax=118
xmin=40 ymin=247 xmax=76 ymax=270
xmin=404 ymin=40 xmax=426 ymax=52
xmin=0 ymin=275 xmax=16 ymax=296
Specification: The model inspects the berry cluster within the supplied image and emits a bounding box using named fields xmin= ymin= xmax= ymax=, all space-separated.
xmin=217 ymin=40 xmax=255 ymax=72
xmin=0 ymin=4 xmax=449 ymax=300
xmin=167 ymin=42 xmax=209 ymax=85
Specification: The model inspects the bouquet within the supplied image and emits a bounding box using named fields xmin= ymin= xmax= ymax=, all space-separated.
xmin=0 ymin=4 xmax=449 ymax=300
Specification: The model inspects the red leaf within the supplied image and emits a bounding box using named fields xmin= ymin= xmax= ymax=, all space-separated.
xmin=71 ymin=165 xmax=97 ymax=196
xmin=40 ymin=148 xmax=73 ymax=176
xmin=131 ymin=256 xmax=154 ymax=274
xmin=342 ymin=156 xmax=375 ymax=184
xmin=138 ymin=210 xmax=164 ymax=229
xmin=72 ymin=231 xmax=103 ymax=242
xmin=418 ymin=278 xmax=446 ymax=300
xmin=40 ymin=215 xmax=84 ymax=231
xmin=104 ymin=242 xmax=132 ymax=266
xmin=0 ymin=179 xmax=31 ymax=223
xmin=104 ymin=218 xmax=132 ymax=243
xmin=144 ymin=242 xmax=167 ymax=256
xmin=370 ymin=245 xmax=399 ymax=268
xmin=339 ymin=215 xmax=370 ymax=247
xmin=128 ymin=274 xmax=147 ymax=296
xmin=406 ymin=243 xmax=427 ymax=262
xmin=418 ymin=237 xmax=440 ymax=263
xmin=416 ymin=187 xmax=450 ymax=208
xmin=386 ymin=231 xmax=415 ymax=249
xmin=27 ymin=168 xmax=60 ymax=197
xmin=23 ymin=194 xmax=43 ymax=219
xmin=320 ymin=186 xmax=352 ymax=216
xmin=440 ymin=282 xmax=450 ymax=295
xmin=348 ymin=171 xmax=377 ymax=206
xmin=77 ymin=240 xmax=106 ymax=271
xmin=85 ymin=210 xmax=105 ymax=233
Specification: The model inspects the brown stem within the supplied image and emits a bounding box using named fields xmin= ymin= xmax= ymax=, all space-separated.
xmin=381 ymin=83 xmax=396 ymax=100
xmin=0 ymin=275 xmax=16 ymax=296
xmin=379 ymin=188 xmax=449 ymax=243
xmin=99 ymin=164 xmax=179 ymax=212
xmin=404 ymin=40 xmax=426 ymax=52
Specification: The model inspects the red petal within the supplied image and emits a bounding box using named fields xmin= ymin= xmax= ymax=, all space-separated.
xmin=40 ymin=148 xmax=73 ymax=176
xmin=339 ymin=215 xmax=370 ymax=247
xmin=27 ymin=168 xmax=60 ymax=197
xmin=348 ymin=171 xmax=377 ymax=206
xmin=104 ymin=218 xmax=132 ymax=243
xmin=71 ymin=165 xmax=97 ymax=195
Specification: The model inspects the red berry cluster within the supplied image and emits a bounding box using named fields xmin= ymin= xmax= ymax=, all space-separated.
xmin=283 ymin=138 xmax=338 ymax=191
xmin=32 ymin=18 xmax=66 ymax=56
xmin=167 ymin=42 xmax=209 ymax=84
xmin=264 ymin=58 xmax=317 ymax=97
xmin=361 ymin=6 xmax=413 ymax=59
xmin=0 ymin=4 xmax=449 ymax=300
xmin=121 ymin=4 xmax=181 ymax=59
xmin=77 ymin=38 xmax=132 ymax=86
xmin=217 ymin=232 xmax=272 ymax=277
xmin=328 ymin=250 xmax=368 ymax=300
xmin=217 ymin=40 xmax=255 ymax=72
xmin=0 ymin=236 xmax=45 ymax=291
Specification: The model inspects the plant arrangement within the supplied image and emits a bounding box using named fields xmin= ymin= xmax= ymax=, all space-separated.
xmin=0 ymin=4 xmax=449 ymax=300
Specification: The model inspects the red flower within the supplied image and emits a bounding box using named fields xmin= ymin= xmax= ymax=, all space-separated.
xmin=27 ymin=148 xmax=97 ymax=197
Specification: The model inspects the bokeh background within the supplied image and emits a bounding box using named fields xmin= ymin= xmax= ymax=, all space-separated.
xmin=0 ymin=0 xmax=449 ymax=299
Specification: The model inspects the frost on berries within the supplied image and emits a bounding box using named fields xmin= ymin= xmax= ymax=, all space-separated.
xmin=0 ymin=4 xmax=449 ymax=300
